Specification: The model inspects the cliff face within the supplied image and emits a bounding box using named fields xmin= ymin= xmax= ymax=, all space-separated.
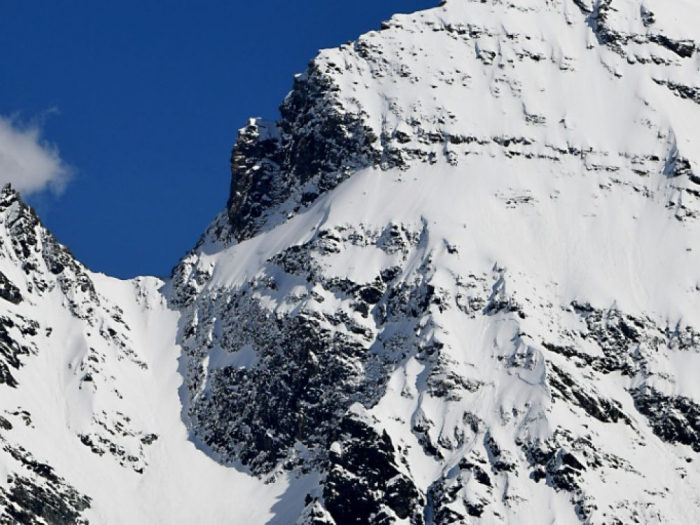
xmin=226 ymin=63 xmax=380 ymax=242
xmin=4 ymin=0 xmax=700 ymax=523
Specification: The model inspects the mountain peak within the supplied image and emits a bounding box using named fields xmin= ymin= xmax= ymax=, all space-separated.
xmin=4 ymin=1 xmax=700 ymax=523
xmin=0 ymin=183 xmax=23 ymax=213
xmin=223 ymin=0 xmax=700 ymax=246
xmin=0 ymin=183 xmax=17 ymax=198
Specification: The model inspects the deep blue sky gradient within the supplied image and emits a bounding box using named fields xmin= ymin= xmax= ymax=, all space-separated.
xmin=1 ymin=1 xmax=435 ymax=278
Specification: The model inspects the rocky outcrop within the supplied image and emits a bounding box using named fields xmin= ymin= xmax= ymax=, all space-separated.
xmin=320 ymin=410 xmax=424 ymax=525
xmin=0 ymin=272 xmax=21 ymax=306
xmin=0 ymin=437 xmax=91 ymax=524
xmin=226 ymin=62 xmax=380 ymax=242
xmin=632 ymin=387 xmax=700 ymax=452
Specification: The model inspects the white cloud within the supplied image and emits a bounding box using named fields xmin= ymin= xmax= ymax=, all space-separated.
xmin=0 ymin=115 xmax=72 ymax=196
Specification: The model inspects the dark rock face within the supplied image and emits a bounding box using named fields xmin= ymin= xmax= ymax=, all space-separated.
xmin=226 ymin=62 xmax=380 ymax=242
xmin=632 ymin=387 xmax=700 ymax=452
xmin=522 ymin=430 xmax=636 ymax=521
xmin=227 ymin=120 xmax=284 ymax=242
xmin=648 ymin=34 xmax=696 ymax=58
xmin=0 ymin=315 xmax=38 ymax=389
xmin=189 ymin=301 xmax=373 ymax=473
xmin=546 ymin=362 xmax=630 ymax=424
xmin=542 ymin=303 xmax=700 ymax=443
xmin=179 ymin=223 xmax=436 ymax=474
xmin=583 ymin=0 xmax=697 ymax=59
xmin=654 ymin=79 xmax=700 ymax=106
xmin=321 ymin=413 xmax=424 ymax=525
xmin=544 ymin=302 xmax=670 ymax=378
xmin=427 ymin=461 xmax=490 ymax=524
xmin=176 ymin=222 xmax=471 ymax=519
xmin=0 ymin=441 xmax=91 ymax=524
xmin=0 ymin=272 xmax=21 ymax=305
xmin=78 ymin=427 xmax=157 ymax=475
xmin=0 ymin=476 xmax=90 ymax=525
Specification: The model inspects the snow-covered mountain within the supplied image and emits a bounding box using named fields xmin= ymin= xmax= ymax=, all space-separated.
xmin=3 ymin=0 xmax=700 ymax=523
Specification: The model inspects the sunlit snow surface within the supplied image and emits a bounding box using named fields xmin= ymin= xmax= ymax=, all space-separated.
xmin=3 ymin=0 xmax=700 ymax=523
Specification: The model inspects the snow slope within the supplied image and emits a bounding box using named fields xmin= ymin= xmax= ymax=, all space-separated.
xmin=4 ymin=0 xmax=700 ymax=523
xmin=0 ymin=188 xmax=302 ymax=524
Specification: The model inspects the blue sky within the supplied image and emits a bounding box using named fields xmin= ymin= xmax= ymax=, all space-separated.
xmin=0 ymin=0 xmax=435 ymax=279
